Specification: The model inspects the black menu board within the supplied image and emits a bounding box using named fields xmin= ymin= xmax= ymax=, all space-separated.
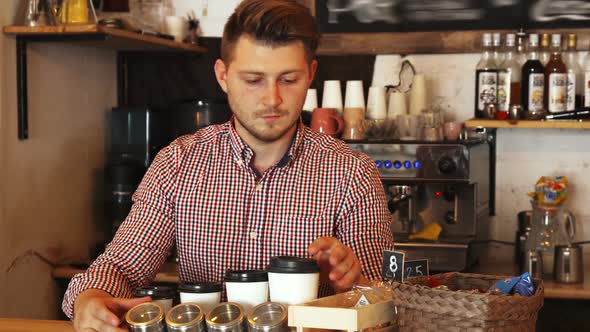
xmin=316 ymin=0 xmax=590 ymax=33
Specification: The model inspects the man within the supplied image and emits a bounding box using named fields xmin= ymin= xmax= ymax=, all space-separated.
xmin=64 ymin=1 xmax=393 ymax=331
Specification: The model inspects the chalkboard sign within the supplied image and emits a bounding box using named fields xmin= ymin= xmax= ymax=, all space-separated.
xmin=317 ymin=0 xmax=590 ymax=33
xmin=404 ymin=259 xmax=429 ymax=279
xmin=382 ymin=250 xmax=405 ymax=282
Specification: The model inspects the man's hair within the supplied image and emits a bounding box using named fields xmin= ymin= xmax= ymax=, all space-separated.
xmin=221 ymin=0 xmax=320 ymax=64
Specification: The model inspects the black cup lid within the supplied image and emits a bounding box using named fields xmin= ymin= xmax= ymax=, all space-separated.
xmin=224 ymin=270 xmax=268 ymax=282
xmin=178 ymin=282 xmax=222 ymax=293
xmin=133 ymin=286 xmax=175 ymax=299
xmin=266 ymin=256 xmax=320 ymax=273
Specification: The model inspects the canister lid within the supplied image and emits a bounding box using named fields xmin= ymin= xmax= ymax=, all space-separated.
xmin=125 ymin=302 xmax=164 ymax=327
xmin=133 ymin=286 xmax=175 ymax=300
xmin=166 ymin=303 xmax=205 ymax=330
xmin=206 ymin=302 xmax=244 ymax=329
xmin=247 ymin=302 xmax=287 ymax=330
xmin=178 ymin=282 xmax=222 ymax=293
xmin=224 ymin=269 xmax=268 ymax=282
xmin=266 ymin=256 xmax=320 ymax=273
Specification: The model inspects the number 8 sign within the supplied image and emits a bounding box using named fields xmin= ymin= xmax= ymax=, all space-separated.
xmin=382 ymin=250 xmax=405 ymax=282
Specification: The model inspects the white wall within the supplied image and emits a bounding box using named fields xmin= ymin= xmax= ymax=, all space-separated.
xmin=0 ymin=0 xmax=117 ymax=318
xmin=372 ymin=53 xmax=590 ymax=265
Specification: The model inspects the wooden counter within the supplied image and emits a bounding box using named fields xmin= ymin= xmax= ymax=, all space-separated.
xmin=0 ymin=318 xmax=74 ymax=332
xmin=54 ymin=262 xmax=590 ymax=300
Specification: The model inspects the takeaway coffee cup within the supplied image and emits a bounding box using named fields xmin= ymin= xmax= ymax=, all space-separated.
xmin=178 ymin=282 xmax=222 ymax=313
xmin=224 ymin=270 xmax=269 ymax=312
xmin=267 ymin=256 xmax=320 ymax=305
xmin=133 ymin=286 xmax=176 ymax=313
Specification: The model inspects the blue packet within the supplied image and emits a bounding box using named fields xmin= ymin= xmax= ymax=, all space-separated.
xmin=513 ymin=272 xmax=536 ymax=296
xmin=488 ymin=275 xmax=522 ymax=295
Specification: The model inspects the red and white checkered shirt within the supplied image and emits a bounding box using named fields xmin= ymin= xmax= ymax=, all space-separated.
xmin=62 ymin=120 xmax=394 ymax=318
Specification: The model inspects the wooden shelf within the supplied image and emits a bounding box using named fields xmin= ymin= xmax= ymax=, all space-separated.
xmin=465 ymin=118 xmax=590 ymax=129
xmin=2 ymin=25 xmax=207 ymax=53
xmin=316 ymin=28 xmax=590 ymax=55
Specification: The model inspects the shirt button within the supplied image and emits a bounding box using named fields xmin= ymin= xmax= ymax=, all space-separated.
xmin=250 ymin=231 xmax=258 ymax=239
xmin=256 ymin=183 xmax=263 ymax=191
xmin=236 ymin=159 xmax=243 ymax=166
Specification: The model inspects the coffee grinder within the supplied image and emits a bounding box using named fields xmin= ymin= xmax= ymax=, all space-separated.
xmin=348 ymin=139 xmax=492 ymax=272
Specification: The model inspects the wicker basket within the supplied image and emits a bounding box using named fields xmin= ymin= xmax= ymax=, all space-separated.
xmin=390 ymin=272 xmax=544 ymax=332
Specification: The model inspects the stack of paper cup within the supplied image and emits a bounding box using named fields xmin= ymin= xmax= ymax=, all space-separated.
xmin=387 ymin=91 xmax=407 ymax=119
xmin=366 ymin=86 xmax=387 ymax=120
xmin=409 ymin=74 xmax=427 ymax=116
xmin=321 ymin=80 xmax=343 ymax=114
xmin=302 ymin=89 xmax=318 ymax=112
xmin=344 ymin=80 xmax=365 ymax=110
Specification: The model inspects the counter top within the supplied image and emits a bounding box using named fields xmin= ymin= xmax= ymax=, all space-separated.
xmin=53 ymin=261 xmax=590 ymax=300
xmin=0 ymin=318 xmax=74 ymax=332
xmin=470 ymin=260 xmax=590 ymax=300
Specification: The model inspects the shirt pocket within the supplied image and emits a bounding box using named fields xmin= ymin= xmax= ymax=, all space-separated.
xmin=264 ymin=215 xmax=335 ymax=258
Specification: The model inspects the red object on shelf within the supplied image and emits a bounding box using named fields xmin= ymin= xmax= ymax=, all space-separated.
xmin=495 ymin=111 xmax=509 ymax=120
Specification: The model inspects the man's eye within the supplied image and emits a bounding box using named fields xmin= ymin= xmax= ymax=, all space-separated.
xmin=281 ymin=78 xmax=297 ymax=84
xmin=245 ymin=79 xmax=262 ymax=84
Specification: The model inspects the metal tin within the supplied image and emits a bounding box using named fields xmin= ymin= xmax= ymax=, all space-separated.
xmin=554 ymin=245 xmax=584 ymax=284
xmin=247 ymin=302 xmax=288 ymax=332
xmin=166 ymin=302 xmax=206 ymax=332
xmin=125 ymin=302 xmax=166 ymax=332
xmin=206 ymin=302 xmax=245 ymax=332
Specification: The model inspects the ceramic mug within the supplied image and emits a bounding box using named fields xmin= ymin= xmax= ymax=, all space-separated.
xmin=311 ymin=108 xmax=343 ymax=136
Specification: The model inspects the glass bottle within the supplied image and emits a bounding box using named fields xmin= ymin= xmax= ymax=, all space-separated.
xmin=544 ymin=34 xmax=567 ymax=114
xmin=563 ymin=34 xmax=583 ymax=111
xmin=516 ymin=28 xmax=528 ymax=66
xmin=498 ymin=33 xmax=521 ymax=114
xmin=583 ymin=40 xmax=590 ymax=107
xmin=521 ymin=34 xmax=545 ymax=115
xmin=540 ymin=33 xmax=551 ymax=66
xmin=475 ymin=33 xmax=498 ymax=118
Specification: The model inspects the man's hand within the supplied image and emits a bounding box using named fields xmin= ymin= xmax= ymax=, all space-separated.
xmin=73 ymin=289 xmax=151 ymax=332
xmin=308 ymin=236 xmax=369 ymax=292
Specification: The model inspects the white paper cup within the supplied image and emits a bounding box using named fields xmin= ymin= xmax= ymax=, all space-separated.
xmin=321 ymin=80 xmax=343 ymax=113
xmin=224 ymin=270 xmax=269 ymax=313
xmin=409 ymin=74 xmax=427 ymax=115
xmin=133 ymin=286 xmax=175 ymax=313
xmin=178 ymin=282 xmax=222 ymax=313
xmin=344 ymin=80 xmax=365 ymax=109
xmin=302 ymin=89 xmax=318 ymax=112
xmin=388 ymin=91 xmax=407 ymax=119
xmin=366 ymin=86 xmax=387 ymax=120
xmin=267 ymin=256 xmax=320 ymax=306
xmin=164 ymin=16 xmax=189 ymax=42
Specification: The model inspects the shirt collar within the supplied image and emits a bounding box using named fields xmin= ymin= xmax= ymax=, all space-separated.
xmin=227 ymin=117 xmax=306 ymax=169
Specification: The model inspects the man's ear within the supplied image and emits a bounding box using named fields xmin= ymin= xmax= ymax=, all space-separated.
xmin=309 ymin=59 xmax=318 ymax=85
xmin=214 ymin=59 xmax=229 ymax=93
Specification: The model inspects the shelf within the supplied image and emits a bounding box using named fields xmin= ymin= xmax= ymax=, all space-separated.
xmin=2 ymin=25 xmax=207 ymax=52
xmin=316 ymin=28 xmax=590 ymax=55
xmin=3 ymin=25 xmax=208 ymax=140
xmin=465 ymin=119 xmax=590 ymax=129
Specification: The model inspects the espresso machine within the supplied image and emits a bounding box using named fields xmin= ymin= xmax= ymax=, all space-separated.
xmin=348 ymin=139 xmax=492 ymax=272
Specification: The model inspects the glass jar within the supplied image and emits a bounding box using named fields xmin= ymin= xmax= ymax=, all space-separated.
xmin=166 ymin=302 xmax=206 ymax=332
xmin=126 ymin=302 xmax=166 ymax=332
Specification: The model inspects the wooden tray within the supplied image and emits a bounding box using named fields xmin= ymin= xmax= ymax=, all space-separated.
xmin=288 ymin=291 xmax=397 ymax=332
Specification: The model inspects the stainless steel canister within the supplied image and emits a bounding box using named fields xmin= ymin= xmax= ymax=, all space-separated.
xmin=554 ymin=245 xmax=584 ymax=283
xmin=522 ymin=249 xmax=543 ymax=279
xmin=206 ymin=302 xmax=245 ymax=332
xmin=247 ymin=302 xmax=288 ymax=332
xmin=166 ymin=302 xmax=206 ymax=332
xmin=125 ymin=302 xmax=166 ymax=332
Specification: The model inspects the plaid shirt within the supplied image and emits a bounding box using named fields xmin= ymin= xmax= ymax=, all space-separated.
xmin=63 ymin=120 xmax=393 ymax=318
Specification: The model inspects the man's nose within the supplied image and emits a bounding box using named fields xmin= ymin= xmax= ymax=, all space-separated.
xmin=263 ymin=82 xmax=283 ymax=108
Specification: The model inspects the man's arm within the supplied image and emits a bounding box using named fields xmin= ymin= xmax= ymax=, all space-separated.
xmin=62 ymin=146 xmax=179 ymax=321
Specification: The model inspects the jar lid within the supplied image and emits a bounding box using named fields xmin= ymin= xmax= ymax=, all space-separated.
xmin=247 ymin=302 xmax=287 ymax=329
xmin=133 ymin=286 xmax=175 ymax=300
xmin=165 ymin=303 xmax=205 ymax=330
xmin=125 ymin=302 xmax=164 ymax=327
xmin=206 ymin=302 xmax=244 ymax=329
xmin=178 ymin=282 xmax=222 ymax=293
xmin=266 ymin=256 xmax=320 ymax=273
xmin=224 ymin=270 xmax=268 ymax=282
